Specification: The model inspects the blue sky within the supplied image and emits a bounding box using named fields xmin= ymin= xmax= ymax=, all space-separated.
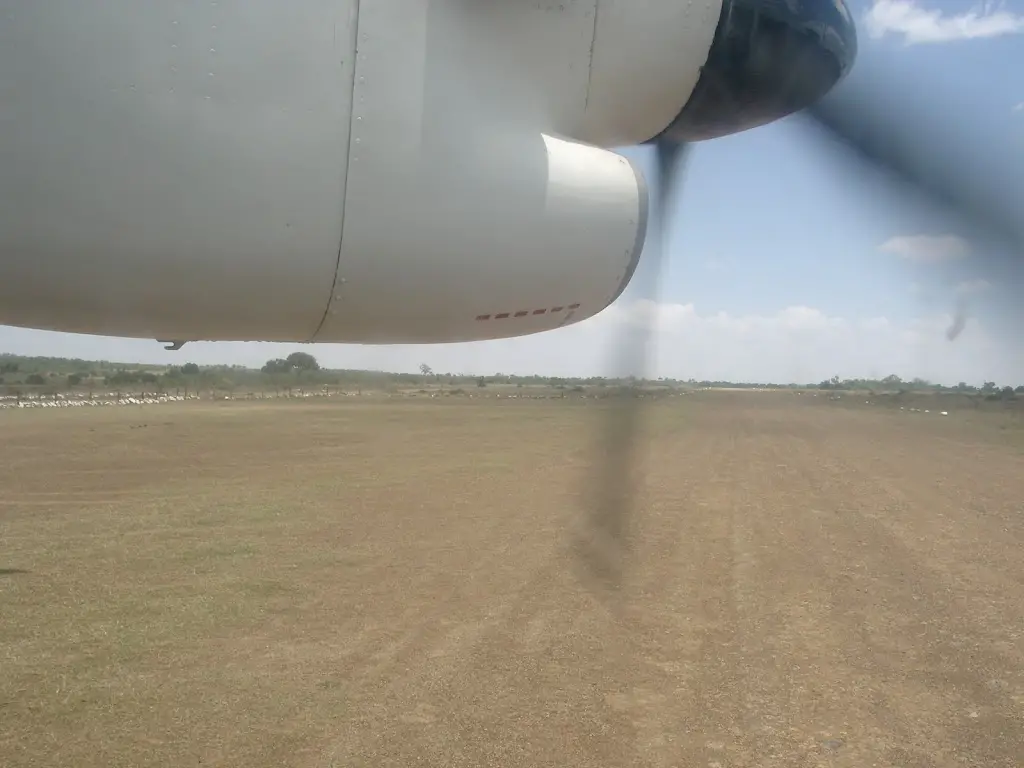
xmin=2 ymin=0 xmax=1023 ymax=385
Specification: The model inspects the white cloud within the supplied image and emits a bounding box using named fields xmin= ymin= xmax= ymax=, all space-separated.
xmin=0 ymin=298 xmax=1015 ymax=386
xmin=865 ymin=0 xmax=1024 ymax=44
xmin=879 ymin=234 xmax=971 ymax=263
xmin=1014 ymin=102 xmax=1024 ymax=112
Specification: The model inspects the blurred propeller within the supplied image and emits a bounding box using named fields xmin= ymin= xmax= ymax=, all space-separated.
xmin=575 ymin=139 xmax=689 ymax=596
xmin=800 ymin=86 xmax=1023 ymax=254
xmin=575 ymin=0 xmax=1021 ymax=597
xmin=575 ymin=0 xmax=859 ymax=594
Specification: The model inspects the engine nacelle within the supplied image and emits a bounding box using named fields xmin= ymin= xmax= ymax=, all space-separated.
xmin=0 ymin=1 xmax=650 ymax=346
xmin=314 ymin=135 xmax=647 ymax=344
xmin=1 ymin=0 xmax=854 ymax=347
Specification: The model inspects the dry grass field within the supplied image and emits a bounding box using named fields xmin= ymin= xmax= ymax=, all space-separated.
xmin=2 ymin=392 xmax=1023 ymax=767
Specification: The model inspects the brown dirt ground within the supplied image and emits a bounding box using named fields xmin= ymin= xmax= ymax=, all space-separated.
xmin=1 ymin=393 xmax=1023 ymax=767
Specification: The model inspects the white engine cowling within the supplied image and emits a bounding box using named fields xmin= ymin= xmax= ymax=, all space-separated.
xmin=314 ymin=135 xmax=647 ymax=344
xmin=0 ymin=1 xmax=649 ymax=345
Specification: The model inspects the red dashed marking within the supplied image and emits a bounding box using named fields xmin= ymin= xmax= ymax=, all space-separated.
xmin=475 ymin=304 xmax=579 ymax=321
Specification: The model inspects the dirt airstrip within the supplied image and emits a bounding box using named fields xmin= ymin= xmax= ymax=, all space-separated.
xmin=1 ymin=392 xmax=1022 ymax=767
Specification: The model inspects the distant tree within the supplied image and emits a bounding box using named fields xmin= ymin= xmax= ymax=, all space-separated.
xmin=67 ymin=373 xmax=82 ymax=387
xmin=1001 ymin=386 xmax=1015 ymax=399
xmin=261 ymin=358 xmax=291 ymax=375
xmin=285 ymin=351 xmax=319 ymax=371
xmin=476 ymin=377 xmax=487 ymax=388
xmin=982 ymin=381 xmax=997 ymax=394
xmin=419 ymin=363 xmax=433 ymax=378
xmin=181 ymin=362 xmax=200 ymax=375
xmin=25 ymin=373 xmax=45 ymax=385
xmin=1016 ymin=385 xmax=1024 ymax=394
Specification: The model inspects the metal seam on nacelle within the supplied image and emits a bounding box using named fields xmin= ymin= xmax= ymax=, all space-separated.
xmin=311 ymin=0 xmax=363 ymax=343
xmin=582 ymin=0 xmax=600 ymax=111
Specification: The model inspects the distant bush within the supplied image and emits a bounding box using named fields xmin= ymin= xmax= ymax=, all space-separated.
xmin=262 ymin=358 xmax=290 ymax=374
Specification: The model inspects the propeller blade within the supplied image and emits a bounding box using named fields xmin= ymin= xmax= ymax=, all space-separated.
xmin=574 ymin=139 xmax=690 ymax=596
xmin=800 ymin=86 xmax=1023 ymax=253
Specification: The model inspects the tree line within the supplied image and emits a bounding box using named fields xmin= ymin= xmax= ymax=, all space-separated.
xmin=1 ymin=352 xmax=1023 ymax=397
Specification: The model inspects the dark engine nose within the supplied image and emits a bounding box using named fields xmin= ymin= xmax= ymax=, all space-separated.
xmin=658 ymin=0 xmax=858 ymax=142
